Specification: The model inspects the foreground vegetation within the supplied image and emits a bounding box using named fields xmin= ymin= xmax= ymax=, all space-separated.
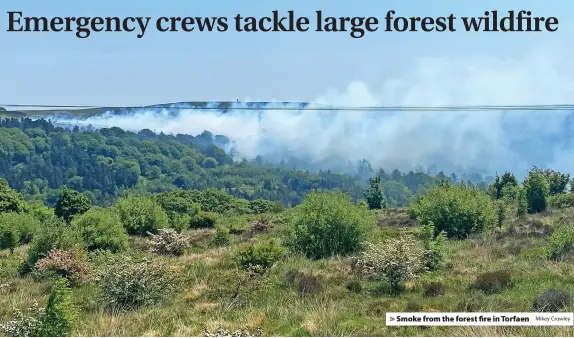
xmin=2 ymin=161 xmax=574 ymax=336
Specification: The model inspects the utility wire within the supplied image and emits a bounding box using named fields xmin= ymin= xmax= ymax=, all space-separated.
xmin=2 ymin=103 xmax=574 ymax=111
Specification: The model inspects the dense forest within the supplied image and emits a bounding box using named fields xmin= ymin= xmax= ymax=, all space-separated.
xmin=0 ymin=118 xmax=486 ymax=208
xmin=4 ymin=116 xmax=574 ymax=336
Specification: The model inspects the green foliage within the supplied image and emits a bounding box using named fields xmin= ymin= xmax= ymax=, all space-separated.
xmin=25 ymin=217 xmax=82 ymax=271
xmin=96 ymin=256 xmax=178 ymax=310
xmin=115 ymin=196 xmax=169 ymax=235
xmin=364 ymin=176 xmax=386 ymax=210
xmin=39 ymin=278 xmax=77 ymax=336
xmin=488 ymin=172 xmax=518 ymax=200
xmin=408 ymin=184 xmax=497 ymax=238
xmin=236 ymin=240 xmax=285 ymax=274
xmin=345 ymin=280 xmax=362 ymax=293
xmin=54 ymin=188 xmax=91 ymax=224
xmin=285 ymin=191 xmax=375 ymax=259
xmin=0 ymin=303 xmax=45 ymax=337
xmin=548 ymin=193 xmax=574 ymax=209
xmin=0 ymin=178 xmax=26 ymax=213
xmin=168 ymin=213 xmax=191 ymax=232
xmin=524 ymin=169 xmax=550 ymax=214
xmin=517 ymin=188 xmax=528 ymax=218
xmin=539 ymin=169 xmax=570 ymax=195
xmin=532 ymin=289 xmax=571 ymax=312
xmin=190 ymin=211 xmax=218 ymax=228
xmin=212 ymin=226 xmax=230 ymax=246
xmin=248 ymin=198 xmax=283 ymax=214
xmin=0 ymin=222 xmax=19 ymax=253
xmin=546 ymin=224 xmax=574 ymax=261
xmin=417 ymin=222 xmax=447 ymax=271
xmin=71 ymin=208 xmax=128 ymax=253
xmin=469 ymin=271 xmax=511 ymax=294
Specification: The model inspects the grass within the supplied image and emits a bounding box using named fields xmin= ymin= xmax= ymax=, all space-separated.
xmin=2 ymin=209 xmax=574 ymax=336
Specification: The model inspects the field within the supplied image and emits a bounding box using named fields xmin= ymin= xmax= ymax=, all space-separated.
xmin=2 ymin=203 xmax=574 ymax=337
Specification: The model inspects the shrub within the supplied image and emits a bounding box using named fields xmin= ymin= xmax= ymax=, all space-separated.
xmin=245 ymin=219 xmax=271 ymax=238
xmin=546 ymin=225 xmax=574 ymax=261
xmin=248 ymin=199 xmax=283 ymax=214
xmin=0 ymin=223 xmax=19 ymax=253
xmin=0 ymin=302 xmax=45 ymax=337
xmin=96 ymin=256 xmax=178 ymax=309
xmin=39 ymin=278 xmax=77 ymax=337
xmin=190 ymin=211 xmax=218 ymax=228
xmin=71 ymin=208 xmax=128 ymax=253
xmin=470 ymin=271 xmax=511 ymax=294
xmin=523 ymin=169 xmax=550 ymax=214
xmin=359 ymin=229 xmax=425 ymax=293
xmin=423 ymin=282 xmax=445 ymax=297
xmin=25 ymin=217 xmax=82 ymax=272
xmin=346 ymin=280 xmax=362 ymax=293
xmin=285 ymin=191 xmax=375 ymax=259
xmin=34 ymin=248 xmax=90 ymax=286
xmin=168 ymin=214 xmax=191 ymax=232
xmin=147 ymin=228 xmax=190 ymax=256
xmin=54 ymin=188 xmax=91 ymax=224
xmin=236 ymin=240 xmax=285 ymax=274
xmin=548 ymin=193 xmax=574 ymax=209
xmin=408 ymin=184 xmax=497 ymax=239
xmin=532 ymin=289 xmax=571 ymax=312
xmin=0 ymin=179 xmax=26 ymax=213
xmin=115 ymin=196 xmax=169 ymax=235
xmin=418 ymin=222 xmax=447 ymax=271
xmin=212 ymin=226 xmax=230 ymax=246
xmin=0 ymin=212 xmax=40 ymax=245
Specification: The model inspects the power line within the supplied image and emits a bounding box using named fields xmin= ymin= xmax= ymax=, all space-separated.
xmin=2 ymin=102 xmax=574 ymax=111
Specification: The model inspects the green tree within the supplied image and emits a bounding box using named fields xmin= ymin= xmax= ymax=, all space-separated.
xmin=408 ymin=184 xmax=497 ymax=239
xmin=0 ymin=178 xmax=26 ymax=213
xmin=115 ymin=196 xmax=169 ymax=235
xmin=0 ymin=223 xmax=19 ymax=253
xmin=71 ymin=208 xmax=128 ymax=253
xmin=285 ymin=191 xmax=375 ymax=259
xmin=54 ymin=189 xmax=91 ymax=224
xmin=364 ymin=176 xmax=386 ymax=210
xmin=524 ymin=169 xmax=550 ymax=214
xmin=39 ymin=278 xmax=77 ymax=337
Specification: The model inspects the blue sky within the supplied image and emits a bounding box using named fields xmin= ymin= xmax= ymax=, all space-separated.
xmin=1 ymin=0 xmax=572 ymax=106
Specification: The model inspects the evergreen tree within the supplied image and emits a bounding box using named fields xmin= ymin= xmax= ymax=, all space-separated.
xmin=364 ymin=176 xmax=386 ymax=210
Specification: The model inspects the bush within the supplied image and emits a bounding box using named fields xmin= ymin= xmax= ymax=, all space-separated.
xmin=0 ymin=179 xmax=26 ymax=213
xmin=248 ymin=199 xmax=284 ymax=214
xmin=0 ymin=223 xmax=19 ymax=253
xmin=115 ymin=196 xmax=169 ymax=235
xmin=423 ymin=282 xmax=445 ymax=297
xmin=39 ymin=278 xmax=77 ymax=336
xmin=168 ymin=214 xmax=191 ymax=232
xmin=0 ymin=213 xmax=40 ymax=245
xmin=408 ymin=184 xmax=497 ymax=239
xmin=524 ymin=169 xmax=550 ymax=213
xmin=405 ymin=300 xmax=423 ymax=312
xmin=34 ymin=248 xmax=90 ymax=286
xmin=54 ymin=188 xmax=91 ymax=224
xmin=547 ymin=225 xmax=574 ymax=261
xmin=418 ymin=222 xmax=447 ymax=271
xmin=71 ymin=208 xmax=128 ymax=253
xmin=532 ymin=289 xmax=571 ymax=312
xmin=285 ymin=191 xmax=375 ymax=259
xmin=147 ymin=228 xmax=190 ymax=256
xmin=359 ymin=229 xmax=425 ymax=293
xmin=548 ymin=193 xmax=574 ymax=209
xmin=470 ymin=271 xmax=511 ymax=294
xmin=25 ymin=217 xmax=82 ymax=272
xmin=190 ymin=211 xmax=218 ymax=228
xmin=0 ymin=302 xmax=45 ymax=337
xmin=96 ymin=256 xmax=179 ymax=310
xmin=212 ymin=226 xmax=230 ymax=246
xmin=236 ymin=240 xmax=285 ymax=274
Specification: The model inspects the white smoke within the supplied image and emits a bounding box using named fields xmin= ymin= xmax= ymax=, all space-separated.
xmin=50 ymin=51 xmax=574 ymax=177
